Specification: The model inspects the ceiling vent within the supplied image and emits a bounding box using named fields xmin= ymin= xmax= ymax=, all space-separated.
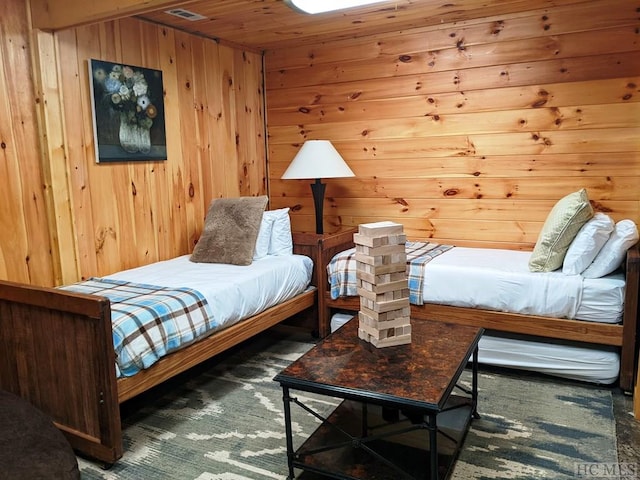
xmin=165 ymin=8 xmax=207 ymax=21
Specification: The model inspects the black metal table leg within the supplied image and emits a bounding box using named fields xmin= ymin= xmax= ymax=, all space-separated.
xmin=472 ymin=346 xmax=480 ymax=419
xmin=282 ymin=386 xmax=295 ymax=480
xmin=361 ymin=403 xmax=368 ymax=437
xmin=429 ymin=413 xmax=438 ymax=480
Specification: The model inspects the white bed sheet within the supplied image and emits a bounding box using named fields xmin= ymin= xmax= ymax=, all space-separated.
xmin=423 ymin=247 xmax=625 ymax=324
xmin=106 ymin=253 xmax=314 ymax=333
xmin=477 ymin=333 xmax=620 ymax=384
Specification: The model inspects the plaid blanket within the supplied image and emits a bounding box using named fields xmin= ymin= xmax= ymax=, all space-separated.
xmin=327 ymin=242 xmax=454 ymax=305
xmin=61 ymin=278 xmax=218 ymax=377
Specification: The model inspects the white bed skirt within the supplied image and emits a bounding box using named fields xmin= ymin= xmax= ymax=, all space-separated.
xmin=477 ymin=333 xmax=620 ymax=385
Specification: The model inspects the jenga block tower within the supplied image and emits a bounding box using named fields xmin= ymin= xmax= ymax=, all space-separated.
xmin=355 ymin=221 xmax=411 ymax=347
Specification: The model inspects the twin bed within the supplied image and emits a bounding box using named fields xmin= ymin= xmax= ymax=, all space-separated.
xmin=0 ymin=198 xmax=320 ymax=465
xmin=0 ymin=253 xmax=316 ymax=465
xmin=317 ymin=229 xmax=639 ymax=392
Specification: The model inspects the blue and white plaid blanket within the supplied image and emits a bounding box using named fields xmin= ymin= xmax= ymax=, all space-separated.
xmin=327 ymin=242 xmax=454 ymax=305
xmin=61 ymin=278 xmax=218 ymax=377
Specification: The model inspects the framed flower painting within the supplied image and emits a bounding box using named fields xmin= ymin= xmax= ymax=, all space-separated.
xmin=88 ymin=59 xmax=167 ymax=162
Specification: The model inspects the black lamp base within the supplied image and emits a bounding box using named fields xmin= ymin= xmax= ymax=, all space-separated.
xmin=310 ymin=178 xmax=326 ymax=234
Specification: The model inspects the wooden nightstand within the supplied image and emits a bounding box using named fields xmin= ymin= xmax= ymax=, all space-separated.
xmin=293 ymin=229 xmax=357 ymax=337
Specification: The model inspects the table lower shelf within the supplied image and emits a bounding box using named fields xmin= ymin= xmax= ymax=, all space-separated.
xmin=293 ymin=396 xmax=474 ymax=480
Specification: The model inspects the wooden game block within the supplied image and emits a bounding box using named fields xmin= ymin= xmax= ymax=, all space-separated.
xmin=357 ymin=321 xmax=389 ymax=340
xmin=355 ymin=251 xmax=407 ymax=267
xmin=358 ymin=270 xmax=407 ymax=284
xmin=390 ymin=252 xmax=407 ymax=264
xmin=358 ymin=287 xmax=409 ymax=303
xmin=356 ymin=277 xmax=407 ymax=295
xmin=356 ymin=278 xmax=369 ymax=291
xmin=353 ymin=233 xmax=407 ymax=248
xmin=358 ymin=288 xmax=408 ymax=301
xmin=389 ymin=271 xmax=407 ymax=282
xmin=357 ymin=288 xmax=393 ymax=302
xmin=360 ymin=296 xmax=410 ymax=313
xmin=355 ymin=271 xmax=377 ymax=284
xmin=353 ymin=233 xmax=387 ymax=248
xmin=358 ymin=322 xmax=412 ymax=346
xmin=395 ymin=288 xmax=410 ymax=299
xmin=370 ymin=333 xmax=412 ymax=348
xmin=357 ymin=260 xmax=407 ymax=275
xmin=358 ymin=328 xmax=370 ymax=342
xmin=358 ymin=221 xmax=403 ymax=237
xmin=358 ymin=311 xmax=410 ymax=330
xmin=360 ymin=306 xmax=411 ymax=322
xmin=355 ymin=243 xmax=405 ymax=257
xmin=357 ymin=271 xmax=406 ymax=285
xmin=370 ymin=279 xmax=408 ymax=294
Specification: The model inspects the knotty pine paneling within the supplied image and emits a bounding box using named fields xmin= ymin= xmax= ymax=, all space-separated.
xmin=138 ymin=0 xmax=608 ymax=52
xmin=56 ymin=18 xmax=266 ymax=281
xmin=1 ymin=0 xmax=266 ymax=286
xmin=265 ymin=0 xmax=640 ymax=247
xmin=0 ymin=0 xmax=55 ymax=285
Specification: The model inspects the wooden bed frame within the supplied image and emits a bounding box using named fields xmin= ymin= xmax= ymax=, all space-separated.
xmin=0 ymin=243 xmax=318 ymax=466
xmin=313 ymin=229 xmax=640 ymax=393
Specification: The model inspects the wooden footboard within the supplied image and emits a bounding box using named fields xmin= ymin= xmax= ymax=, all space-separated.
xmin=320 ymin=232 xmax=639 ymax=392
xmin=0 ymin=280 xmax=315 ymax=465
xmin=0 ymin=281 xmax=122 ymax=464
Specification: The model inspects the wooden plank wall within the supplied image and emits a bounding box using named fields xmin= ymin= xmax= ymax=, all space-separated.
xmin=265 ymin=0 xmax=640 ymax=249
xmin=52 ymin=19 xmax=266 ymax=282
xmin=0 ymin=0 xmax=55 ymax=286
xmin=0 ymin=0 xmax=267 ymax=286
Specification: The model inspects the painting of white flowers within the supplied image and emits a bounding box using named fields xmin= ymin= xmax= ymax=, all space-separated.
xmin=89 ymin=59 xmax=167 ymax=162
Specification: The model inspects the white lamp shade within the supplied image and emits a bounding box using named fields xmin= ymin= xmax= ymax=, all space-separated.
xmin=281 ymin=140 xmax=355 ymax=180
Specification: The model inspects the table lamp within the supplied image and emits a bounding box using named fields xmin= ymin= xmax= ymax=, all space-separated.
xmin=281 ymin=140 xmax=355 ymax=234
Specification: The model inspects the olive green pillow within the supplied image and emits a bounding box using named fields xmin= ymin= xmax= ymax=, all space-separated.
xmin=528 ymin=189 xmax=594 ymax=272
xmin=190 ymin=196 xmax=268 ymax=266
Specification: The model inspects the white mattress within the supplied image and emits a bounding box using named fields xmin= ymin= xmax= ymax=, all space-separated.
xmin=106 ymin=253 xmax=314 ymax=332
xmin=477 ymin=333 xmax=620 ymax=385
xmin=423 ymin=247 xmax=625 ymax=324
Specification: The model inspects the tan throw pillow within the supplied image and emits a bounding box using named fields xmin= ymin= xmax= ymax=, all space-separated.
xmin=190 ymin=196 xmax=268 ymax=266
xmin=528 ymin=189 xmax=594 ymax=272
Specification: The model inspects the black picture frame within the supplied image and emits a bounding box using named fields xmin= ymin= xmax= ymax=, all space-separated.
xmin=89 ymin=59 xmax=167 ymax=163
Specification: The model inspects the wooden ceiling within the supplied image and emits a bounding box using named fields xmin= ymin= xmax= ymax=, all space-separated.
xmin=137 ymin=0 xmax=571 ymax=51
xmin=31 ymin=0 xmax=586 ymax=52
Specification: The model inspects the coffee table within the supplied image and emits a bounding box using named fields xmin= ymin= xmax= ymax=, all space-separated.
xmin=273 ymin=317 xmax=483 ymax=480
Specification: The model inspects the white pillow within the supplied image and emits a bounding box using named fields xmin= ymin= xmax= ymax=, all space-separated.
xmin=582 ymin=219 xmax=639 ymax=278
xmin=253 ymin=213 xmax=274 ymax=260
xmin=562 ymin=213 xmax=614 ymax=275
xmin=265 ymin=208 xmax=293 ymax=256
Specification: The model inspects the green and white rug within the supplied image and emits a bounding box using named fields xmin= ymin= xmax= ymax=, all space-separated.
xmin=78 ymin=331 xmax=618 ymax=479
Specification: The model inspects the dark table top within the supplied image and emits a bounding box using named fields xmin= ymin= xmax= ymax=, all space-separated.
xmin=274 ymin=317 xmax=483 ymax=411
